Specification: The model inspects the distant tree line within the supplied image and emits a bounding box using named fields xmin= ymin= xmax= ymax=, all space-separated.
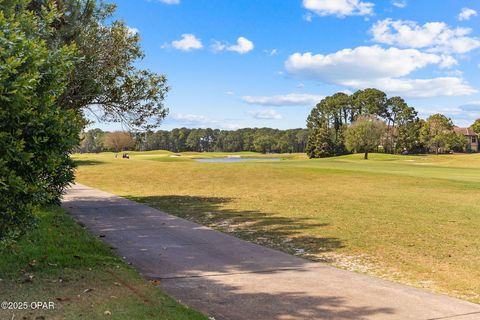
xmin=77 ymin=128 xmax=310 ymax=154
xmin=80 ymin=92 xmax=479 ymax=157
xmin=306 ymin=89 xmax=475 ymax=158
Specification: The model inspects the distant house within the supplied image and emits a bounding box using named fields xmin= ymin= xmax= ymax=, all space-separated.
xmin=454 ymin=127 xmax=478 ymax=152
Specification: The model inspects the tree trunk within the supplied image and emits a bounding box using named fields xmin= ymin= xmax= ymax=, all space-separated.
xmin=364 ymin=151 xmax=368 ymax=160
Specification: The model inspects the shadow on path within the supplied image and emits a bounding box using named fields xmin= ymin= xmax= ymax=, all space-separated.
xmin=63 ymin=185 xmax=480 ymax=320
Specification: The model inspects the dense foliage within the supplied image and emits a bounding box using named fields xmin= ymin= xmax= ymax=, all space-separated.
xmin=0 ymin=0 xmax=169 ymax=242
xmin=306 ymin=89 xmax=470 ymax=158
xmin=471 ymin=119 xmax=480 ymax=135
xmin=26 ymin=0 xmax=170 ymax=130
xmin=77 ymin=128 xmax=310 ymax=154
xmin=420 ymin=114 xmax=468 ymax=154
xmin=345 ymin=116 xmax=387 ymax=160
xmin=0 ymin=7 xmax=81 ymax=241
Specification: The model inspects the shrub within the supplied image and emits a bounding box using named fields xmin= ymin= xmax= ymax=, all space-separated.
xmin=0 ymin=8 xmax=80 ymax=242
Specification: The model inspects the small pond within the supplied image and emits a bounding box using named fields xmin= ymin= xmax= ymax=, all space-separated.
xmin=194 ymin=157 xmax=281 ymax=163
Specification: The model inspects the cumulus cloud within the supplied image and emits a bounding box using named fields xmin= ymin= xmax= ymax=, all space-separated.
xmin=247 ymin=109 xmax=282 ymax=120
xmin=354 ymin=77 xmax=477 ymax=98
xmin=242 ymin=93 xmax=324 ymax=106
xmin=371 ymin=19 xmax=480 ymax=54
xmin=285 ymin=46 xmax=455 ymax=84
xmin=284 ymin=46 xmax=476 ymax=98
xmin=458 ymin=8 xmax=477 ymax=21
xmin=418 ymin=102 xmax=480 ymax=127
xmin=170 ymin=34 xmax=203 ymax=51
xmin=212 ymin=37 xmax=254 ymax=54
xmin=170 ymin=113 xmax=242 ymax=129
xmin=303 ymin=0 xmax=374 ymax=17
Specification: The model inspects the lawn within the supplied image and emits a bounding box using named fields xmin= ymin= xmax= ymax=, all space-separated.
xmin=0 ymin=207 xmax=207 ymax=320
xmin=73 ymin=151 xmax=480 ymax=304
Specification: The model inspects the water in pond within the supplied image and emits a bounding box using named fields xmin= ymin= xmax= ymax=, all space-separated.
xmin=194 ymin=157 xmax=281 ymax=163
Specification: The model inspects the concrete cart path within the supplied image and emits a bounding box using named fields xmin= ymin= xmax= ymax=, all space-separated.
xmin=62 ymin=184 xmax=480 ymax=320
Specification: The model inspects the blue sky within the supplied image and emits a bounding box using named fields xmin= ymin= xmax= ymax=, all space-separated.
xmin=98 ymin=0 xmax=480 ymax=130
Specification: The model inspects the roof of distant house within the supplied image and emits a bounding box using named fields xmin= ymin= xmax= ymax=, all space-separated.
xmin=454 ymin=126 xmax=478 ymax=136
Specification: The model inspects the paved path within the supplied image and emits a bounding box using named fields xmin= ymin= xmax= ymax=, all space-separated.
xmin=63 ymin=184 xmax=480 ymax=320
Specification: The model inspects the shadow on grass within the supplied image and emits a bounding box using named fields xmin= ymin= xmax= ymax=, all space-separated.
xmin=108 ymin=195 xmax=394 ymax=319
xmin=127 ymin=195 xmax=344 ymax=258
xmin=74 ymin=159 xmax=105 ymax=166
xmin=63 ymin=191 xmax=404 ymax=319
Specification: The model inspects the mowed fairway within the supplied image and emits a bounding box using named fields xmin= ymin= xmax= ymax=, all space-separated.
xmin=73 ymin=151 xmax=480 ymax=304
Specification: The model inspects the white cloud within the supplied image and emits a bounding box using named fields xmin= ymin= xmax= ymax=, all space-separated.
xmin=303 ymin=0 xmax=374 ymax=17
xmin=371 ymin=19 xmax=480 ymax=54
xmin=285 ymin=46 xmax=455 ymax=84
xmin=226 ymin=91 xmax=235 ymax=96
xmin=242 ymin=93 xmax=324 ymax=106
xmin=170 ymin=113 xmax=242 ymax=129
xmin=228 ymin=37 xmax=255 ymax=54
xmin=458 ymin=8 xmax=477 ymax=21
xmin=284 ymin=46 xmax=476 ymax=98
xmin=170 ymin=34 xmax=203 ymax=51
xmin=247 ymin=109 xmax=282 ymax=120
xmin=355 ymin=77 xmax=477 ymax=98
xmin=392 ymin=0 xmax=407 ymax=8
xmin=157 ymin=0 xmax=180 ymax=4
xmin=212 ymin=37 xmax=254 ymax=54
xmin=418 ymin=102 xmax=480 ymax=127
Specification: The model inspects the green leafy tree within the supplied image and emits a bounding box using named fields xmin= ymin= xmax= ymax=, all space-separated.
xmin=78 ymin=128 xmax=105 ymax=153
xmin=471 ymin=119 xmax=480 ymax=134
xmin=448 ymin=133 xmax=469 ymax=152
xmin=351 ymin=88 xmax=388 ymax=119
xmin=306 ymin=128 xmax=335 ymax=158
xmin=306 ymin=99 xmax=338 ymax=158
xmin=306 ymin=89 xmax=423 ymax=157
xmin=27 ymin=0 xmax=169 ymax=130
xmin=0 ymin=7 xmax=80 ymax=241
xmin=295 ymin=129 xmax=309 ymax=152
xmin=420 ymin=114 xmax=456 ymax=154
xmin=385 ymin=96 xmax=419 ymax=153
xmin=396 ymin=118 xmax=423 ymax=154
xmin=253 ymin=132 xmax=276 ymax=153
xmin=345 ymin=116 xmax=387 ymax=160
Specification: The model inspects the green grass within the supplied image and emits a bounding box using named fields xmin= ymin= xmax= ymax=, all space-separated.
xmin=0 ymin=207 xmax=207 ymax=320
xmin=73 ymin=151 xmax=480 ymax=304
